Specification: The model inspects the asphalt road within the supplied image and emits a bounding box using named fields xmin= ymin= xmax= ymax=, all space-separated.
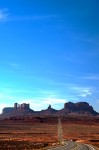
xmin=48 ymin=141 xmax=96 ymax=150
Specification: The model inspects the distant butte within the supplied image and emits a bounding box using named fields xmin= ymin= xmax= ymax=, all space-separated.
xmin=0 ymin=102 xmax=99 ymax=118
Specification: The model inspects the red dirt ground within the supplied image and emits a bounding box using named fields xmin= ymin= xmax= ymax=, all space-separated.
xmin=0 ymin=116 xmax=98 ymax=149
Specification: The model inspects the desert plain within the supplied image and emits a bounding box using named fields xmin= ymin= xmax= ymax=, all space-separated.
xmin=0 ymin=116 xmax=99 ymax=150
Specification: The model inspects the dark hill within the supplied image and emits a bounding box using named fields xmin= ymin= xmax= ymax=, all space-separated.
xmin=56 ymin=102 xmax=98 ymax=116
xmin=0 ymin=102 xmax=98 ymax=119
xmin=40 ymin=105 xmax=57 ymax=115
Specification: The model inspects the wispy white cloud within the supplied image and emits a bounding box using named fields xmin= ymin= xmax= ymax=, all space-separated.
xmin=0 ymin=93 xmax=13 ymax=100
xmin=71 ymin=33 xmax=93 ymax=43
xmin=44 ymin=97 xmax=66 ymax=105
xmin=0 ymin=85 xmax=97 ymax=113
xmin=45 ymin=71 xmax=73 ymax=77
xmin=8 ymin=63 xmax=23 ymax=70
xmin=79 ymin=89 xmax=92 ymax=98
xmin=39 ymin=90 xmax=56 ymax=97
xmin=7 ymin=15 xmax=57 ymax=22
xmin=0 ymin=88 xmax=57 ymax=99
xmin=0 ymin=8 xmax=57 ymax=22
xmin=59 ymin=52 xmax=87 ymax=65
xmin=0 ymin=88 xmax=33 ymax=94
xmin=0 ymin=8 xmax=9 ymax=21
xmin=19 ymin=96 xmax=67 ymax=111
xmin=67 ymin=30 xmax=98 ymax=45
xmin=0 ymin=87 xmax=65 ymax=106
xmin=0 ymin=61 xmax=24 ymax=71
xmin=69 ymin=85 xmax=93 ymax=98
xmin=82 ymin=75 xmax=99 ymax=80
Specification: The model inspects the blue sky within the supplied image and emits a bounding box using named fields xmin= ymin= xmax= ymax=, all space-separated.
xmin=0 ymin=0 xmax=99 ymax=113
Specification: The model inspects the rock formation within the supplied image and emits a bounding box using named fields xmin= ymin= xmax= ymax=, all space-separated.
xmin=40 ymin=105 xmax=57 ymax=115
xmin=57 ymin=102 xmax=98 ymax=116
xmin=2 ymin=103 xmax=34 ymax=118
xmin=0 ymin=102 xmax=98 ymax=118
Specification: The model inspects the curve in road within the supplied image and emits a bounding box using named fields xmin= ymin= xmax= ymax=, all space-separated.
xmin=48 ymin=140 xmax=96 ymax=150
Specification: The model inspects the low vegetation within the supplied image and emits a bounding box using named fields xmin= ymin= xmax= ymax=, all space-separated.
xmin=0 ymin=116 xmax=98 ymax=149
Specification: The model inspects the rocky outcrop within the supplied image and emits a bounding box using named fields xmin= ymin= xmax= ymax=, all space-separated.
xmin=57 ymin=102 xmax=98 ymax=116
xmin=40 ymin=105 xmax=57 ymax=115
xmin=2 ymin=107 xmax=14 ymax=114
xmin=1 ymin=103 xmax=34 ymax=118
xmin=2 ymin=103 xmax=31 ymax=114
xmin=0 ymin=102 xmax=98 ymax=118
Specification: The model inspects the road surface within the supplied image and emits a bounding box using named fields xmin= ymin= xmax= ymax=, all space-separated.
xmin=48 ymin=141 xmax=97 ymax=150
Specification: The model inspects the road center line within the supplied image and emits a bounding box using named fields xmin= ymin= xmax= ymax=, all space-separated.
xmin=85 ymin=144 xmax=96 ymax=150
xmin=71 ymin=144 xmax=79 ymax=150
xmin=48 ymin=144 xmax=68 ymax=150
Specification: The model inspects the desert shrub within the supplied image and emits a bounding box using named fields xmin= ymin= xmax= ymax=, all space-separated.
xmin=0 ymin=141 xmax=49 ymax=149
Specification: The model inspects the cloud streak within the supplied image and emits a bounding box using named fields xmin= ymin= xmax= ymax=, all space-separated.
xmin=0 ymin=61 xmax=24 ymax=71
xmin=0 ymin=8 xmax=9 ymax=21
xmin=7 ymin=15 xmax=57 ymax=22
xmin=69 ymin=85 xmax=93 ymax=98
xmin=19 ymin=97 xmax=67 ymax=111
xmin=0 ymin=8 xmax=58 ymax=22
xmin=82 ymin=75 xmax=99 ymax=80
xmin=0 ymin=93 xmax=13 ymax=100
